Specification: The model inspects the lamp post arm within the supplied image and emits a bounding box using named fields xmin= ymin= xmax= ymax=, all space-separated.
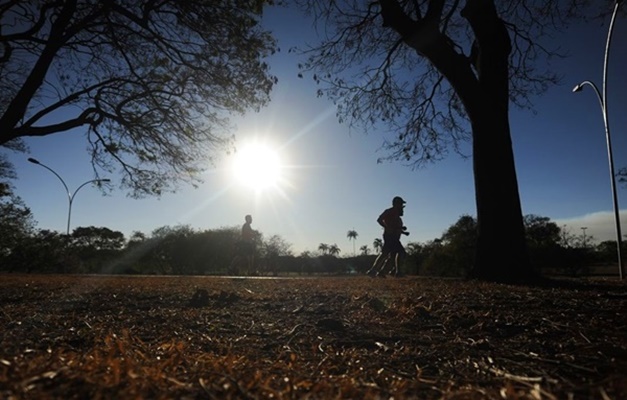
xmin=578 ymin=81 xmax=604 ymax=113
xmin=29 ymin=160 xmax=72 ymax=235
xmin=36 ymin=163 xmax=71 ymax=202
xmin=70 ymin=179 xmax=104 ymax=204
xmin=67 ymin=179 xmax=106 ymax=235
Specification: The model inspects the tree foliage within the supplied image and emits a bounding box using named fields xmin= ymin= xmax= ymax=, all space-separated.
xmin=0 ymin=0 xmax=278 ymax=197
xmin=72 ymin=226 xmax=125 ymax=251
xmin=524 ymin=214 xmax=561 ymax=248
xmin=373 ymin=237 xmax=383 ymax=254
xmin=0 ymin=156 xmax=36 ymax=260
xmin=293 ymin=0 xmax=600 ymax=164
xmin=347 ymin=229 xmax=358 ymax=254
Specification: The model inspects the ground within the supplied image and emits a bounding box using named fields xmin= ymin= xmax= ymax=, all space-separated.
xmin=0 ymin=274 xmax=625 ymax=399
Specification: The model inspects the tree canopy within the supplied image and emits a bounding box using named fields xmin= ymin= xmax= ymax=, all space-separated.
xmin=295 ymin=0 xmax=611 ymax=164
xmin=0 ymin=0 xmax=278 ymax=197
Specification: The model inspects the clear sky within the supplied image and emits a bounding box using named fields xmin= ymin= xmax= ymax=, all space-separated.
xmin=6 ymin=5 xmax=627 ymax=256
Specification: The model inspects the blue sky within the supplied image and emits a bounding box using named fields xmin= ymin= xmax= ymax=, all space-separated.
xmin=6 ymin=5 xmax=627 ymax=256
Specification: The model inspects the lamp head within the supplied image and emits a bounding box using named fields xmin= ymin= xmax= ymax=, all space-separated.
xmin=100 ymin=179 xmax=111 ymax=183
xmin=572 ymin=84 xmax=583 ymax=93
xmin=27 ymin=157 xmax=40 ymax=164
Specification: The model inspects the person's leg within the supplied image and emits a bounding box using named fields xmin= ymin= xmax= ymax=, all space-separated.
xmin=368 ymin=252 xmax=386 ymax=275
xmin=392 ymin=253 xmax=399 ymax=276
xmin=393 ymin=247 xmax=407 ymax=277
xmin=376 ymin=253 xmax=393 ymax=276
xmin=367 ymin=254 xmax=380 ymax=275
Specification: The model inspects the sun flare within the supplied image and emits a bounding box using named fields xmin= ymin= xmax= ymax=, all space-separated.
xmin=232 ymin=142 xmax=283 ymax=191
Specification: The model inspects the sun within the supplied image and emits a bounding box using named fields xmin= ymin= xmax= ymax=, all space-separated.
xmin=232 ymin=142 xmax=283 ymax=191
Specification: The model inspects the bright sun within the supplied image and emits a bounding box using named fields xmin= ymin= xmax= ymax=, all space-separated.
xmin=232 ymin=142 xmax=282 ymax=191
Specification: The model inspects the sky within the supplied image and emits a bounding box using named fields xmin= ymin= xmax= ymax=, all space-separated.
xmin=5 ymin=5 xmax=627 ymax=257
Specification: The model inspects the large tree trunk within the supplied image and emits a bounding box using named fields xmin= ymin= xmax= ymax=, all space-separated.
xmin=462 ymin=0 xmax=534 ymax=283
xmin=469 ymin=106 xmax=533 ymax=283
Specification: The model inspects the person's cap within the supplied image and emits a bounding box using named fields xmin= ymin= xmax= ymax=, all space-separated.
xmin=393 ymin=196 xmax=406 ymax=205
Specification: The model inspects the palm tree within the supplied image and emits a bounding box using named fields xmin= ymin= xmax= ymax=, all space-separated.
xmin=328 ymin=244 xmax=341 ymax=257
xmin=347 ymin=229 xmax=358 ymax=255
xmin=360 ymin=245 xmax=370 ymax=256
xmin=373 ymin=238 xmax=383 ymax=254
xmin=318 ymin=243 xmax=329 ymax=255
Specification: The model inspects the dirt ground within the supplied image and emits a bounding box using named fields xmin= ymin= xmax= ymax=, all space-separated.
xmin=0 ymin=274 xmax=625 ymax=399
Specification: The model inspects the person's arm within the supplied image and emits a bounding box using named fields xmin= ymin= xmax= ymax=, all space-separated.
xmin=377 ymin=212 xmax=386 ymax=228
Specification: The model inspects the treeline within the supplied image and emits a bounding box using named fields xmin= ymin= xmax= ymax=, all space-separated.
xmin=0 ymin=215 xmax=623 ymax=277
xmin=1 ymin=180 xmax=622 ymax=276
xmin=401 ymin=214 xmax=625 ymax=277
xmin=0 ymin=222 xmax=371 ymax=275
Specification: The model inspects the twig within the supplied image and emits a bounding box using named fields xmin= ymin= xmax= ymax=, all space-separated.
xmin=579 ymin=331 xmax=591 ymax=343
xmin=489 ymin=366 xmax=543 ymax=382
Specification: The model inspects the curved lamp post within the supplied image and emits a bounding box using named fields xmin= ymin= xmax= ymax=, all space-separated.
xmin=28 ymin=158 xmax=110 ymax=235
xmin=572 ymin=0 xmax=623 ymax=279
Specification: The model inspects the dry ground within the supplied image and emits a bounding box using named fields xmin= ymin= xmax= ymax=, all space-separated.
xmin=0 ymin=274 xmax=626 ymax=399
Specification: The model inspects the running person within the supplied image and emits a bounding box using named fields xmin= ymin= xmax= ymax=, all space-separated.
xmin=367 ymin=196 xmax=409 ymax=277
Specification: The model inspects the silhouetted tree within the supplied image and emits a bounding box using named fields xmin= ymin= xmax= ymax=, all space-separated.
xmin=405 ymin=241 xmax=426 ymax=275
xmin=5 ymin=229 xmax=70 ymax=273
xmin=439 ymin=214 xmax=478 ymax=275
xmin=347 ymin=229 xmax=358 ymax=255
xmin=359 ymin=245 xmax=370 ymax=256
xmin=260 ymin=234 xmax=292 ymax=274
xmin=0 ymin=155 xmax=35 ymax=258
xmin=524 ymin=215 xmax=561 ymax=248
xmin=71 ymin=226 xmax=125 ymax=251
xmin=1 ymin=1 xmax=277 ymax=197
xmin=373 ymin=238 xmax=383 ymax=254
xmin=328 ymin=244 xmax=341 ymax=257
xmin=318 ymin=243 xmax=329 ymax=255
xmin=294 ymin=1 xmax=608 ymax=283
xmin=67 ymin=226 xmax=125 ymax=273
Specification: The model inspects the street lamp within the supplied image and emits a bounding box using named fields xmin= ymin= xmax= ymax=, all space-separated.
xmin=572 ymin=0 xmax=623 ymax=279
xmin=27 ymin=158 xmax=110 ymax=235
xmin=581 ymin=226 xmax=588 ymax=248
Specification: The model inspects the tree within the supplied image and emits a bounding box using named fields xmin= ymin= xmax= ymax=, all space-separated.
xmin=71 ymin=226 xmax=125 ymax=251
xmin=126 ymin=231 xmax=147 ymax=248
xmin=328 ymin=244 xmax=341 ymax=257
xmin=346 ymin=229 xmax=358 ymax=255
xmin=293 ymin=1 xmax=606 ymax=283
xmin=4 ymin=229 xmax=71 ymax=273
xmin=262 ymin=235 xmax=292 ymax=257
xmin=0 ymin=182 xmax=36 ymax=260
xmin=523 ymin=214 xmax=561 ymax=249
xmin=318 ymin=243 xmax=329 ymax=255
xmin=522 ymin=214 xmax=569 ymax=273
xmin=405 ymin=241 xmax=426 ymax=275
xmin=440 ymin=214 xmax=478 ymax=275
xmin=0 ymin=0 xmax=278 ymax=197
xmin=0 ymin=155 xmax=36 ymax=261
xmin=359 ymin=245 xmax=370 ymax=256
xmin=373 ymin=238 xmax=383 ymax=254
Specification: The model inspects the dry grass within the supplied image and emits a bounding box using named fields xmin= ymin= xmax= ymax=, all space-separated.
xmin=0 ymin=274 xmax=625 ymax=399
